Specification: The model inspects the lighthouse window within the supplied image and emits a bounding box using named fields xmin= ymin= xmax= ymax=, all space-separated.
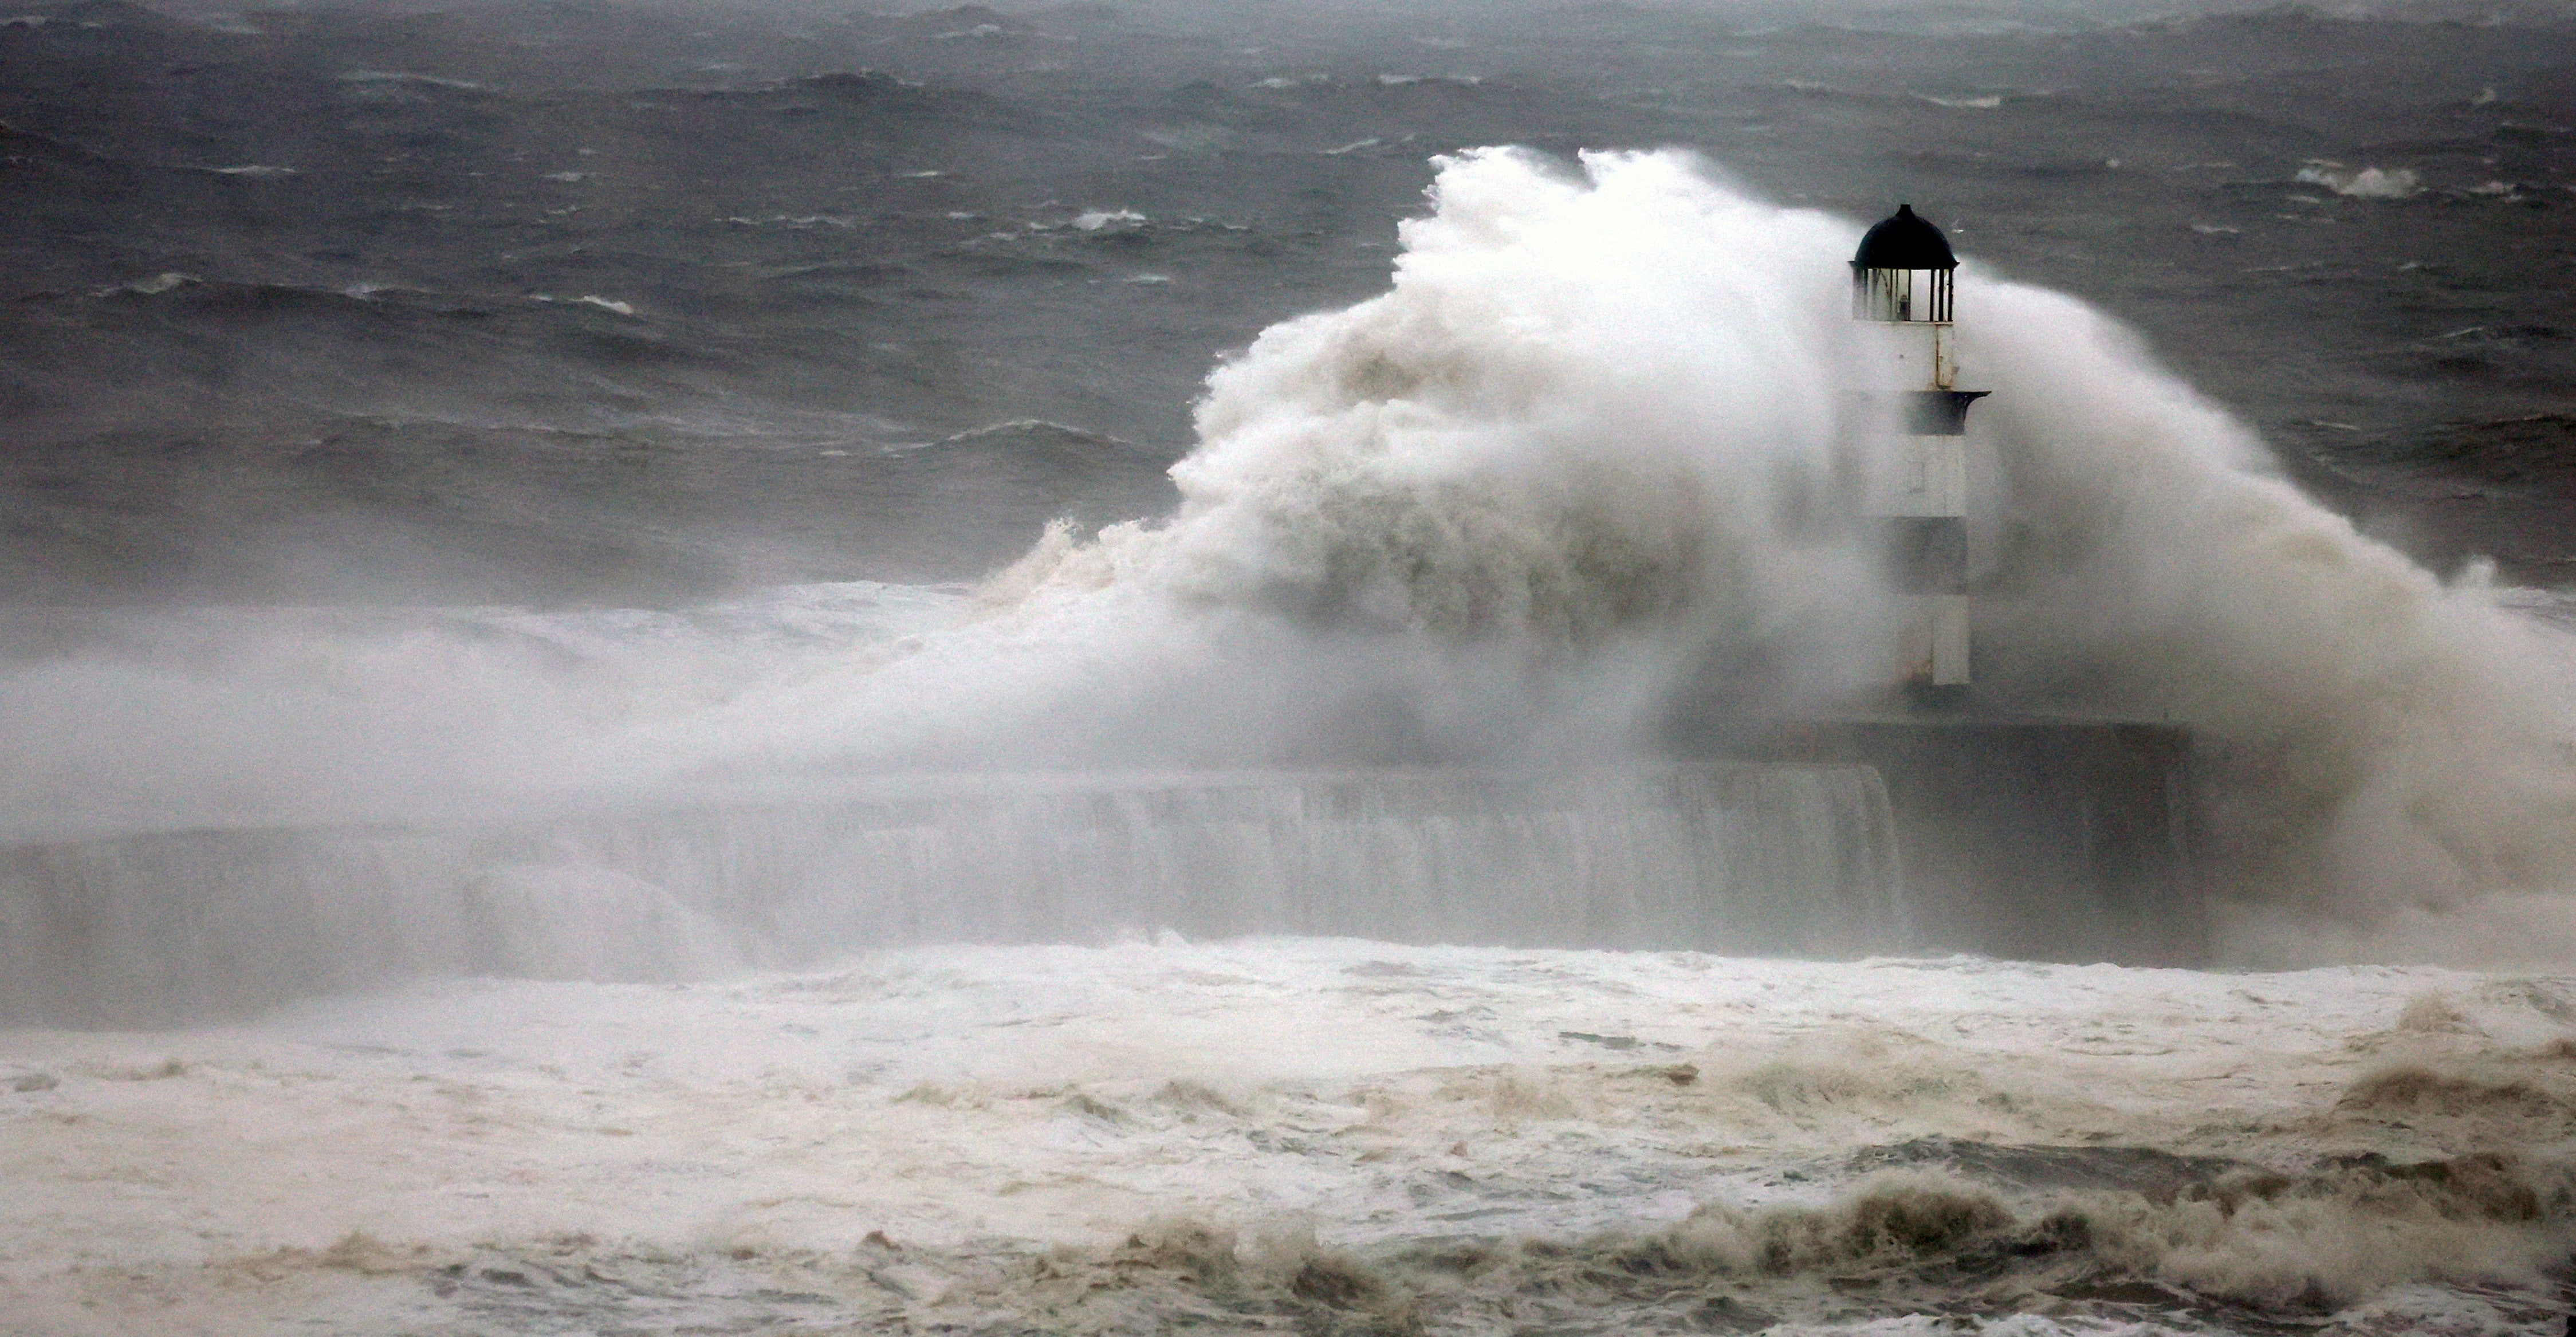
xmin=1853 ymin=267 xmax=1953 ymax=324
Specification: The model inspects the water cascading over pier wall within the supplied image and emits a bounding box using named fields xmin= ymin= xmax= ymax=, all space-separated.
xmin=1670 ymin=711 xmax=2205 ymax=968
xmin=0 ymin=764 xmax=1902 ymax=1027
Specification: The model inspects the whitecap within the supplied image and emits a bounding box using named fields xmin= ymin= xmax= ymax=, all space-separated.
xmin=94 ymin=272 xmax=199 ymax=297
xmin=2295 ymin=163 xmax=2422 ymax=199
xmin=527 ymin=293 xmax=637 ymax=316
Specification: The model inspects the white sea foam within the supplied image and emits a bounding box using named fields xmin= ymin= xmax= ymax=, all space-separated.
xmin=3 ymin=943 xmax=2569 ymax=1334
xmin=93 ymin=270 xmax=199 ymax=297
xmin=2295 ymin=163 xmax=2424 ymax=199
xmin=1072 ymin=207 xmax=1146 ymax=230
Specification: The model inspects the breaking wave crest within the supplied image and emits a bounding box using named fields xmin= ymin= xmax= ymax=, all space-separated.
xmin=9 ymin=935 xmax=2571 ymax=1334
xmin=7 ymin=147 xmax=2576 ymax=967
xmin=169 ymin=1147 xmax=2576 ymax=1336
xmin=806 ymin=146 xmax=2576 ymax=965
xmin=1079 ymin=1154 xmax=2576 ymax=1331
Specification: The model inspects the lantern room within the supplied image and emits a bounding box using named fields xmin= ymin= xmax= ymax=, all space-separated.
xmin=1850 ymin=203 xmax=1957 ymax=325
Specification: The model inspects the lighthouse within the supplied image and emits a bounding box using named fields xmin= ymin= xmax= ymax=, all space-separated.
xmin=1852 ymin=204 xmax=1985 ymax=697
xmin=1657 ymin=205 xmax=2199 ymax=966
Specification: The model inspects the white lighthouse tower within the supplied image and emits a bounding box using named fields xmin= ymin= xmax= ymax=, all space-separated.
xmin=1851 ymin=204 xmax=1985 ymax=698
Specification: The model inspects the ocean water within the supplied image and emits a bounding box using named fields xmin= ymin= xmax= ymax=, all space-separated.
xmin=7 ymin=942 xmax=2573 ymax=1334
xmin=5 ymin=2 xmax=2575 ymax=1332
xmin=9 ymin=146 xmax=2574 ymax=1335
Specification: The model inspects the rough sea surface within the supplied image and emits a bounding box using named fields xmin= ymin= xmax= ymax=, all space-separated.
xmin=3 ymin=1 xmax=2574 ymax=1334
xmin=1 ymin=0 xmax=2569 ymax=603
xmin=9 ymin=943 xmax=2575 ymax=1335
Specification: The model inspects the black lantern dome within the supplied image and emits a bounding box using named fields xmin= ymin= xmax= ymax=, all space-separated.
xmin=1852 ymin=204 xmax=1957 ymax=272
xmin=1851 ymin=204 xmax=1957 ymax=325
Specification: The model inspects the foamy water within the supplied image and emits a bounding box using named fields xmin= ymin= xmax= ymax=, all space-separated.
xmin=7 ymin=942 xmax=2571 ymax=1334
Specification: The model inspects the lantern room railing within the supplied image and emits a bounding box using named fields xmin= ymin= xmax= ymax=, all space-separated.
xmin=1850 ymin=265 xmax=1953 ymax=325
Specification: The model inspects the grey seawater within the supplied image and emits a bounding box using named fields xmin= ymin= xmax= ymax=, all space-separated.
xmin=0 ymin=764 xmax=1902 ymax=1027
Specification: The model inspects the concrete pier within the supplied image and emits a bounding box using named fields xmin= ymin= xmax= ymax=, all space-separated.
xmin=1669 ymin=712 xmax=2205 ymax=967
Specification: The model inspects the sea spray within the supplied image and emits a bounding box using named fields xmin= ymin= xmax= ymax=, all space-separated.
xmin=833 ymin=146 xmax=2576 ymax=965
xmin=5 ymin=147 xmax=2575 ymax=969
xmin=1960 ymin=280 xmax=2576 ymax=963
xmin=1 ymin=765 xmax=1902 ymax=1025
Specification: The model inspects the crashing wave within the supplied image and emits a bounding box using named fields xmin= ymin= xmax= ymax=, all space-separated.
xmin=10 ymin=148 xmax=2576 ymax=969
